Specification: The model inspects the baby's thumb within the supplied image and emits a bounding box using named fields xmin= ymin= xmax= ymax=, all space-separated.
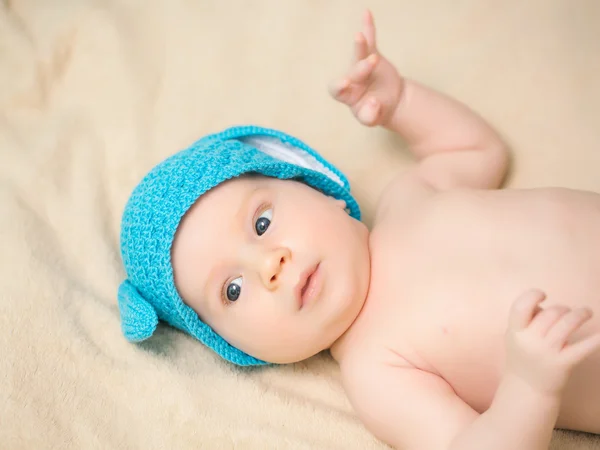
xmin=356 ymin=97 xmax=381 ymax=126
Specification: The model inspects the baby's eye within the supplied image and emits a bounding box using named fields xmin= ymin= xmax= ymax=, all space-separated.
xmin=255 ymin=208 xmax=273 ymax=236
xmin=225 ymin=277 xmax=243 ymax=302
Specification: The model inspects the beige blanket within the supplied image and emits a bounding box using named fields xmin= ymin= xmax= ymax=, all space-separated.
xmin=2 ymin=0 xmax=599 ymax=448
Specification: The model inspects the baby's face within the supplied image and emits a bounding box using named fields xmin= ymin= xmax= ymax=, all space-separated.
xmin=171 ymin=175 xmax=370 ymax=363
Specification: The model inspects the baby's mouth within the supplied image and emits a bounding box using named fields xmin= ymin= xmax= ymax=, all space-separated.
xmin=300 ymin=275 xmax=313 ymax=298
xmin=296 ymin=263 xmax=321 ymax=309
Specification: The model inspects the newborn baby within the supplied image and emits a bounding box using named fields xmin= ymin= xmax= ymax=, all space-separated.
xmin=118 ymin=10 xmax=600 ymax=450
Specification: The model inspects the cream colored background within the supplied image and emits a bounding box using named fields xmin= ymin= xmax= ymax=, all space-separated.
xmin=1 ymin=0 xmax=599 ymax=448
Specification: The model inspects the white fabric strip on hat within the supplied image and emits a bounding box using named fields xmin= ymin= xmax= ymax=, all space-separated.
xmin=240 ymin=136 xmax=344 ymax=187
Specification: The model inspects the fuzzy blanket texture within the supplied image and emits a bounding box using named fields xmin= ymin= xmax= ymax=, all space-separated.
xmin=1 ymin=0 xmax=600 ymax=449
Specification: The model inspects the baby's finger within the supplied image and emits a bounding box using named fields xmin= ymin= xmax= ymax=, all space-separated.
xmin=354 ymin=32 xmax=369 ymax=63
xmin=328 ymin=78 xmax=351 ymax=101
xmin=357 ymin=97 xmax=381 ymax=126
xmin=362 ymin=9 xmax=377 ymax=53
xmin=348 ymin=54 xmax=378 ymax=84
xmin=561 ymin=332 xmax=600 ymax=366
xmin=528 ymin=305 xmax=571 ymax=336
xmin=508 ymin=289 xmax=546 ymax=331
xmin=546 ymin=308 xmax=593 ymax=349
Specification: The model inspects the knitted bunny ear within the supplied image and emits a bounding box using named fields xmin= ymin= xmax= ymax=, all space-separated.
xmin=117 ymin=279 xmax=158 ymax=342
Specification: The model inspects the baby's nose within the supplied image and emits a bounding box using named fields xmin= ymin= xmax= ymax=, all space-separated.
xmin=260 ymin=247 xmax=291 ymax=289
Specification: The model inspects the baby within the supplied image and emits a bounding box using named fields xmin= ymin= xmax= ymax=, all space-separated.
xmin=118 ymin=10 xmax=600 ymax=450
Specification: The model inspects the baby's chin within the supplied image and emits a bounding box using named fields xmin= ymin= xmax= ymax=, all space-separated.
xmin=257 ymin=344 xmax=333 ymax=365
xmin=252 ymin=318 xmax=359 ymax=365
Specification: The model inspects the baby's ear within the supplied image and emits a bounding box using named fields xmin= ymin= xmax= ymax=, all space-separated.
xmin=329 ymin=197 xmax=347 ymax=211
xmin=117 ymin=280 xmax=159 ymax=342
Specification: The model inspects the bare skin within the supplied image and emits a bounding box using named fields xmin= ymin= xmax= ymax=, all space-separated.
xmin=328 ymin=10 xmax=600 ymax=450
xmin=171 ymin=10 xmax=600 ymax=450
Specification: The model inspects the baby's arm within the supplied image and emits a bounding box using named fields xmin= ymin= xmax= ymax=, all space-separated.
xmin=387 ymin=79 xmax=509 ymax=191
xmin=345 ymin=359 xmax=556 ymax=450
xmin=330 ymin=10 xmax=509 ymax=191
xmin=342 ymin=290 xmax=600 ymax=450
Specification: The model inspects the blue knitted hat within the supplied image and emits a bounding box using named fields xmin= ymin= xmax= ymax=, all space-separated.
xmin=117 ymin=125 xmax=361 ymax=366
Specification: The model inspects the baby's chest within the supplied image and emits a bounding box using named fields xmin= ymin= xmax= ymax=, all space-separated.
xmin=369 ymin=190 xmax=600 ymax=337
xmin=362 ymin=189 xmax=600 ymax=409
xmin=363 ymin=263 xmax=509 ymax=410
xmin=365 ymin=219 xmax=600 ymax=411
xmin=362 ymin=227 xmax=527 ymax=410
xmin=357 ymin=273 xmax=506 ymax=412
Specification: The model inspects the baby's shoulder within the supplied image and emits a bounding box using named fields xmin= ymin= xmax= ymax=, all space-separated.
xmin=373 ymin=169 xmax=437 ymax=225
xmin=338 ymin=346 xmax=474 ymax=450
xmin=338 ymin=339 xmax=416 ymax=388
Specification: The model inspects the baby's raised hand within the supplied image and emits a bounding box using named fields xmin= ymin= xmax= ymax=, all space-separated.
xmin=329 ymin=10 xmax=404 ymax=127
xmin=505 ymin=289 xmax=600 ymax=397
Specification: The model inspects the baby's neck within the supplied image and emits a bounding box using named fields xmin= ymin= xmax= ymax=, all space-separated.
xmin=329 ymin=291 xmax=371 ymax=364
xmin=330 ymin=232 xmax=374 ymax=364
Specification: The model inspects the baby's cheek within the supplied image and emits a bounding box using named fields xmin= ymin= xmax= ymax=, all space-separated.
xmin=316 ymin=213 xmax=343 ymax=238
xmin=238 ymin=304 xmax=285 ymax=335
xmin=239 ymin=313 xmax=300 ymax=353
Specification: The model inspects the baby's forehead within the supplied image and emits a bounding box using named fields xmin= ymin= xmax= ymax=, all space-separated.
xmin=212 ymin=173 xmax=271 ymax=193
xmin=174 ymin=175 xmax=269 ymax=243
xmin=175 ymin=173 xmax=324 ymax=245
